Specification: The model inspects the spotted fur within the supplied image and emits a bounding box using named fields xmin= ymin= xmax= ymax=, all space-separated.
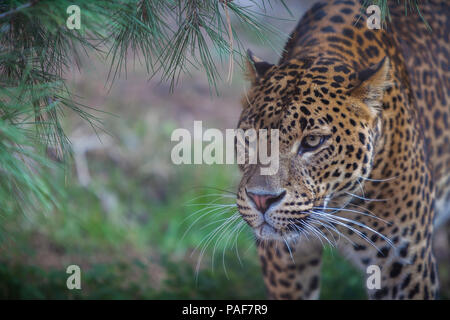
xmin=236 ymin=0 xmax=449 ymax=300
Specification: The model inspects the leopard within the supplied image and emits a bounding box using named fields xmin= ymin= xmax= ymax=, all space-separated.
xmin=235 ymin=0 xmax=449 ymax=300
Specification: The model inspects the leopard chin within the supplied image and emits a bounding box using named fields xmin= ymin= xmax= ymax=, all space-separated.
xmin=255 ymin=223 xmax=301 ymax=242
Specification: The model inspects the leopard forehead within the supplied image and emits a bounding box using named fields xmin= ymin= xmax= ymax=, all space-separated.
xmin=238 ymin=58 xmax=370 ymax=145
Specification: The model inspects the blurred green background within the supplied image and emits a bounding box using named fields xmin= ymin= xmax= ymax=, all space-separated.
xmin=0 ymin=0 xmax=448 ymax=300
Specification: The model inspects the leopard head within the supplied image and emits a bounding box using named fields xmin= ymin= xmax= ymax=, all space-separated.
xmin=236 ymin=51 xmax=391 ymax=242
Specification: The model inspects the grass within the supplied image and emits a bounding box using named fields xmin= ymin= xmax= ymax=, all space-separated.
xmin=0 ymin=149 xmax=366 ymax=299
xmin=0 ymin=5 xmax=367 ymax=297
xmin=0 ymin=92 xmax=367 ymax=299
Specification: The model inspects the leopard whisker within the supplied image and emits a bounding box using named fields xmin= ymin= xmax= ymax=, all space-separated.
xmin=297 ymin=220 xmax=320 ymax=241
xmin=309 ymin=222 xmax=336 ymax=247
xmin=312 ymin=213 xmax=382 ymax=253
xmin=292 ymin=221 xmax=311 ymax=242
xmin=194 ymin=212 xmax=240 ymax=279
xmin=288 ymin=223 xmax=307 ymax=242
xmin=232 ymin=221 xmax=247 ymax=267
xmin=308 ymin=218 xmax=340 ymax=244
xmin=190 ymin=186 xmax=237 ymax=196
xmin=243 ymin=232 xmax=257 ymax=256
xmin=196 ymin=223 xmax=239 ymax=281
xmin=357 ymin=179 xmax=366 ymax=198
xmin=181 ymin=193 xmax=235 ymax=227
xmin=199 ymin=212 xmax=238 ymax=230
xmin=358 ymin=175 xmax=399 ymax=182
xmin=309 ymin=220 xmax=337 ymax=247
xmin=324 ymin=192 xmax=387 ymax=224
xmin=313 ymin=206 xmax=390 ymax=225
xmin=221 ymin=220 xmax=247 ymax=274
xmin=185 ymin=203 xmax=237 ymax=207
xmin=185 ymin=193 xmax=237 ymax=205
xmin=287 ymin=220 xmax=310 ymax=241
xmin=312 ymin=210 xmax=394 ymax=248
xmin=290 ymin=218 xmax=329 ymax=247
xmin=312 ymin=211 xmax=393 ymax=253
xmin=194 ymin=212 xmax=239 ymax=259
xmin=305 ymin=223 xmax=327 ymax=247
xmin=211 ymin=215 xmax=243 ymax=277
xmin=319 ymin=195 xmax=353 ymax=215
xmin=347 ymin=202 xmax=385 ymax=220
xmin=283 ymin=235 xmax=295 ymax=263
xmin=181 ymin=205 xmax=235 ymax=241
xmin=344 ymin=191 xmax=388 ymax=202
xmin=309 ymin=218 xmax=356 ymax=246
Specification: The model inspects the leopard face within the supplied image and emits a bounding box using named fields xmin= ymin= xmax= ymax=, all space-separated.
xmin=236 ymin=54 xmax=390 ymax=242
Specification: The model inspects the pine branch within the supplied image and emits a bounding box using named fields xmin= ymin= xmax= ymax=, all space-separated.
xmin=0 ymin=0 xmax=37 ymax=19
xmin=361 ymin=0 xmax=430 ymax=30
xmin=0 ymin=0 xmax=434 ymax=219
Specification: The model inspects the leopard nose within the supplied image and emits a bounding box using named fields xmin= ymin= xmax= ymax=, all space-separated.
xmin=245 ymin=189 xmax=286 ymax=214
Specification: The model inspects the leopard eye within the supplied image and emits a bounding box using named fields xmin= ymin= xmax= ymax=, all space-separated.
xmin=298 ymin=135 xmax=330 ymax=154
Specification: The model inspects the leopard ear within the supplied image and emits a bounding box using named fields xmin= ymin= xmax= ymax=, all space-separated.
xmin=245 ymin=49 xmax=274 ymax=84
xmin=349 ymin=57 xmax=391 ymax=116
